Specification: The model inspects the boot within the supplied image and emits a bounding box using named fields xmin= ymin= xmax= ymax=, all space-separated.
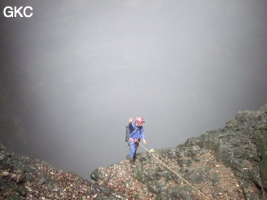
xmin=130 ymin=157 xmax=136 ymax=167
xmin=133 ymin=155 xmax=137 ymax=163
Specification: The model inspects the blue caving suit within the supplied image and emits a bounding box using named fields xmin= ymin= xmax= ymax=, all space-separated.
xmin=128 ymin=122 xmax=145 ymax=158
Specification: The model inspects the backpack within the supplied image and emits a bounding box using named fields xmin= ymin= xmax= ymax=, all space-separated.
xmin=125 ymin=125 xmax=130 ymax=142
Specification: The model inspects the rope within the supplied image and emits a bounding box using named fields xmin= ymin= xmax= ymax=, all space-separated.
xmin=137 ymin=142 xmax=210 ymax=200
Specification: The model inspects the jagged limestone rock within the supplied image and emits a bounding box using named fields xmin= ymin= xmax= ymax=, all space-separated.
xmin=0 ymin=104 xmax=267 ymax=199
xmin=156 ymin=185 xmax=195 ymax=200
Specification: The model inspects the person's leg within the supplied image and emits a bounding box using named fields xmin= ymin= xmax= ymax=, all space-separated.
xmin=129 ymin=142 xmax=136 ymax=165
xmin=133 ymin=142 xmax=139 ymax=162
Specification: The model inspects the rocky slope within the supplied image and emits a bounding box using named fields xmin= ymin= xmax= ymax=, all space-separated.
xmin=0 ymin=104 xmax=267 ymax=199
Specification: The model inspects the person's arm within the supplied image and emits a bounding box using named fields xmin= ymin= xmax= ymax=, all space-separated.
xmin=128 ymin=118 xmax=136 ymax=139
xmin=140 ymin=127 xmax=146 ymax=144
xmin=128 ymin=117 xmax=134 ymax=131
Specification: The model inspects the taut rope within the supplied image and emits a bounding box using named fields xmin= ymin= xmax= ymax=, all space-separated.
xmin=137 ymin=142 xmax=210 ymax=200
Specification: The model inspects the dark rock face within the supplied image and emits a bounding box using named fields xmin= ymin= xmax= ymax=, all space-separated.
xmin=0 ymin=143 xmax=115 ymax=199
xmin=91 ymin=104 xmax=267 ymax=199
xmin=0 ymin=104 xmax=266 ymax=199
xmin=194 ymin=106 xmax=267 ymax=199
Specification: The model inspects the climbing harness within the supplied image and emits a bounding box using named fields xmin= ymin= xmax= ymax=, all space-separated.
xmin=137 ymin=141 xmax=210 ymax=200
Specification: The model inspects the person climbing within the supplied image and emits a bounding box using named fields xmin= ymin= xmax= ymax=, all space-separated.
xmin=128 ymin=117 xmax=146 ymax=166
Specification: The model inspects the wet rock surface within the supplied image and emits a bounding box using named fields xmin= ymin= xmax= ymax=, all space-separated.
xmin=91 ymin=147 xmax=242 ymax=199
xmin=91 ymin=104 xmax=267 ymax=199
xmin=0 ymin=104 xmax=267 ymax=199
xmin=0 ymin=144 xmax=115 ymax=199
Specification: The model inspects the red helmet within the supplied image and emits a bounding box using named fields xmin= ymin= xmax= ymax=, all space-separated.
xmin=135 ymin=117 xmax=145 ymax=124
